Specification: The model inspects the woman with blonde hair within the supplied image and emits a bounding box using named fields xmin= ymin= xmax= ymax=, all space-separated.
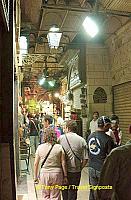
xmin=34 ymin=127 xmax=67 ymax=200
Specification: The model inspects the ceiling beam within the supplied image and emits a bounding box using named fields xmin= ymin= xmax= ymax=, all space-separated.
xmin=35 ymin=61 xmax=58 ymax=63
xmin=80 ymin=0 xmax=86 ymax=7
xmin=60 ymin=10 xmax=69 ymax=28
xmin=24 ymin=52 xmax=62 ymax=55
xmin=23 ymin=66 xmax=64 ymax=68
xmin=55 ymin=0 xmax=59 ymax=4
xmin=23 ymin=74 xmax=67 ymax=82
xmin=35 ymin=9 xmax=46 ymax=52
xmin=42 ymin=4 xmax=131 ymax=17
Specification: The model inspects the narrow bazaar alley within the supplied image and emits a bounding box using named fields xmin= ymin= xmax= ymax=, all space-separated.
xmin=0 ymin=0 xmax=131 ymax=200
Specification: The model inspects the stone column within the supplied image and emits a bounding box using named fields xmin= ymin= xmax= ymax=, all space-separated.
xmin=86 ymin=44 xmax=112 ymax=119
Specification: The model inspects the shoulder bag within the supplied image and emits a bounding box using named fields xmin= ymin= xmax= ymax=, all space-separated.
xmin=34 ymin=144 xmax=54 ymax=184
xmin=65 ymin=134 xmax=81 ymax=162
xmin=30 ymin=119 xmax=39 ymax=134
xmin=41 ymin=144 xmax=54 ymax=168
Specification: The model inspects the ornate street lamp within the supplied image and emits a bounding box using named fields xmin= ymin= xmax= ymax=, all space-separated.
xmin=47 ymin=25 xmax=62 ymax=49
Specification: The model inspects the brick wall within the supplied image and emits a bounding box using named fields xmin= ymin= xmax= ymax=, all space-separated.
xmin=86 ymin=44 xmax=112 ymax=119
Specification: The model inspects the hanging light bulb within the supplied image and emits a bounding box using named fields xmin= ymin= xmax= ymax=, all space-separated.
xmin=39 ymin=77 xmax=46 ymax=85
xmin=48 ymin=80 xmax=55 ymax=87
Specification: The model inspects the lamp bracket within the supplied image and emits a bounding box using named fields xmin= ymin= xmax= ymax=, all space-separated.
xmin=17 ymin=54 xmax=48 ymax=65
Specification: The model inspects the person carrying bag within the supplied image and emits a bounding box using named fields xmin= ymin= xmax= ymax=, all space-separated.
xmin=34 ymin=144 xmax=54 ymax=184
xmin=58 ymin=120 xmax=88 ymax=200
xmin=34 ymin=127 xmax=68 ymax=200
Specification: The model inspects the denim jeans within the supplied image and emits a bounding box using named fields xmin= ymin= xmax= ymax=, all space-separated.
xmin=30 ymin=135 xmax=39 ymax=155
xmin=88 ymin=167 xmax=101 ymax=200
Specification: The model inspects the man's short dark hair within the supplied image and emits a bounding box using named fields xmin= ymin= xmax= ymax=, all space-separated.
xmin=93 ymin=111 xmax=99 ymax=116
xmin=66 ymin=120 xmax=78 ymax=133
xmin=19 ymin=102 xmax=22 ymax=107
xmin=27 ymin=113 xmax=33 ymax=118
xmin=110 ymin=114 xmax=119 ymax=124
xmin=44 ymin=115 xmax=53 ymax=124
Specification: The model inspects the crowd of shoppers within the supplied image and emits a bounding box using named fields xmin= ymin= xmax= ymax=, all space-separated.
xmin=18 ymin=106 xmax=131 ymax=200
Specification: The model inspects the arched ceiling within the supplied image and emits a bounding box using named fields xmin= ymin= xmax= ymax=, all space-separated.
xmin=20 ymin=0 xmax=131 ymax=100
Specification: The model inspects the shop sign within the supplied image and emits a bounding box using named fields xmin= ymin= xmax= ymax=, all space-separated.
xmin=70 ymin=74 xmax=81 ymax=89
xmin=69 ymin=54 xmax=81 ymax=89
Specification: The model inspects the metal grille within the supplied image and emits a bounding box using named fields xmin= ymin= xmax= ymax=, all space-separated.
xmin=113 ymin=82 xmax=131 ymax=143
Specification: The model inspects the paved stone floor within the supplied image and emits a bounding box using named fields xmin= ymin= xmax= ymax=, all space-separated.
xmin=78 ymin=167 xmax=89 ymax=200
xmin=17 ymin=157 xmax=37 ymax=200
xmin=17 ymin=156 xmax=90 ymax=200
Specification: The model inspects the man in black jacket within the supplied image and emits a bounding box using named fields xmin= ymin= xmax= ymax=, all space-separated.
xmin=87 ymin=116 xmax=115 ymax=200
xmin=97 ymin=140 xmax=131 ymax=200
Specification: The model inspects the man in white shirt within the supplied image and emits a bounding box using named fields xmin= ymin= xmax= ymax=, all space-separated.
xmin=89 ymin=111 xmax=99 ymax=133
